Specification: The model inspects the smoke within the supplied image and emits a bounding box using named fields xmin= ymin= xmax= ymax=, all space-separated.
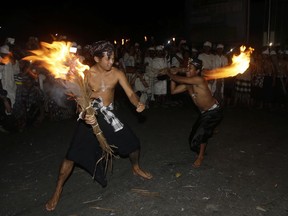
xmin=43 ymin=79 xmax=78 ymax=108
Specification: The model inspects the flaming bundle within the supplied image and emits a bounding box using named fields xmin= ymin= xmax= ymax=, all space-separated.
xmin=204 ymin=45 xmax=254 ymax=80
xmin=23 ymin=41 xmax=115 ymax=169
xmin=159 ymin=46 xmax=253 ymax=80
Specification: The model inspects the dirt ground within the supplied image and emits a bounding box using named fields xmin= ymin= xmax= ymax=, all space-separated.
xmin=1 ymin=99 xmax=288 ymax=216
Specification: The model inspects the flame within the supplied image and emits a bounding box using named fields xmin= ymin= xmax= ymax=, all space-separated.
xmin=204 ymin=45 xmax=254 ymax=80
xmin=23 ymin=41 xmax=90 ymax=80
xmin=0 ymin=53 xmax=12 ymax=64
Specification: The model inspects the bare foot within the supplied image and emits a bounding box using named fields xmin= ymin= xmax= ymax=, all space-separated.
xmin=132 ymin=167 xmax=153 ymax=180
xmin=45 ymin=190 xmax=62 ymax=211
xmin=192 ymin=156 xmax=204 ymax=168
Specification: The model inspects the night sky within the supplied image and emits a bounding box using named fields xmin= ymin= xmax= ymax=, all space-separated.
xmin=1 ymin=0 xmax=285 ymax=48
xmin=0 ymin=1 xmax=186 ymax=45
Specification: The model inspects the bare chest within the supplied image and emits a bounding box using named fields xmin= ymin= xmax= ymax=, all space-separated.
xmin=89 ymin=73 xmax=117 ymax=93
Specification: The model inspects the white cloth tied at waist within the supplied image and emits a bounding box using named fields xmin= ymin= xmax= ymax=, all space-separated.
xmin=91 ymin=98 xmax=124 ymax=132
xmin=201 ymin=102 xmax=220 ymax=113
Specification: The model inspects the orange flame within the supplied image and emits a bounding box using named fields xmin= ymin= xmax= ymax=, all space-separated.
xmin=0 ymin=53 xmax=12 ymax=64
xmin=23 ymin=41 xmax=90 ymax=80
xmin=204 ymin=45 xmax=254 ymax=80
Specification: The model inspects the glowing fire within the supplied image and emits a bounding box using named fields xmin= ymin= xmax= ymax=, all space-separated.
xmin=204 ymin=45 xmax=254 ymax=80
xmin=23 ymin=41 xmax=89 ymax=80
xmin=0 ymin=53 xmax=12 ymax=64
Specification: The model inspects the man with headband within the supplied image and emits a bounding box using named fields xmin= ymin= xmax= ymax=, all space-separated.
xmin=45 ymin=40 xmax=152 ymax=211
xmin=166 ymin=58 xmax=223 ymax=168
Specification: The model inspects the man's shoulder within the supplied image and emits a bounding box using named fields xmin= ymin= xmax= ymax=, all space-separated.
xmin=112 ymin=66 xmax=124 ymax=75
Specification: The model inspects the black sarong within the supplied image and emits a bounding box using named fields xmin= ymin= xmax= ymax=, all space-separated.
xmin=189 ymin=105 xmax=223 ymax=154
xmin=66 ymin=112 xmax=140 ymax=187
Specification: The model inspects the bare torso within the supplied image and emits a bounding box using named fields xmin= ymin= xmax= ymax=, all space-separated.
xmin=86 ymin=66 xmax=119 ymax=106
xmin=168 ymin=70 xmax=218 ymax=112
xmin=186 ymin=80 xmax=217 ymax=111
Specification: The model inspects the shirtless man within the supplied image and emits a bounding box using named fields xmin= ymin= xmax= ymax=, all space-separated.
xmin=45 ymin=40 xmax=152 ymax=211
xmin=166 ymin=58 xmax=223 ymax=168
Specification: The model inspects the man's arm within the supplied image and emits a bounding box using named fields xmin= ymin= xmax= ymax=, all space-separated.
xmin=117 ymin=69 xmax=145 ymax=112
xmin=170 ymin=80 xmax=187 ymax=95
xmin=167 ymin=71 xmax=204 ymax=85
xmin=159 ymin=67 xmax=187 ymax=75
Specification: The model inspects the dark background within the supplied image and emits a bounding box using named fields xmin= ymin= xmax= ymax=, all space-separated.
xmin=1 ymin=0 xmax=287 ymax=48
xmin=0 ymin=1 xmax=185 ymax=45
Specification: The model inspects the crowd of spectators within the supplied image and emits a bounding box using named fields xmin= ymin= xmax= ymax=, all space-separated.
xmin=1 ymin=35 xmax=288 ymax=133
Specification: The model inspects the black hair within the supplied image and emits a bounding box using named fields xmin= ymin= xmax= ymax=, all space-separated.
xmin=189 ymin=58 xmax=203 ymax=71
xmin=89 ymin=40 xmax=114 ymax=58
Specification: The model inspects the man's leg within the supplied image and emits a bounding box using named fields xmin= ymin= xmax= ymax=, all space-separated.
xmin=193 ymin=143 xmax=206 ymax=168
xmin=129 ymin=149 xmax=153 ymax=179
xmin=45 ymin=159 xmax=74 ymax=211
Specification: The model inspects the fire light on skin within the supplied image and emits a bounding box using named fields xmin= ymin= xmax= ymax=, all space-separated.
xmin=203 ymin=46 xmax=254 ymax=80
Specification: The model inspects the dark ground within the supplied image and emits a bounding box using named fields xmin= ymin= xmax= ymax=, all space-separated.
xmin=1 ymin=100 xmax=288 ymax=216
